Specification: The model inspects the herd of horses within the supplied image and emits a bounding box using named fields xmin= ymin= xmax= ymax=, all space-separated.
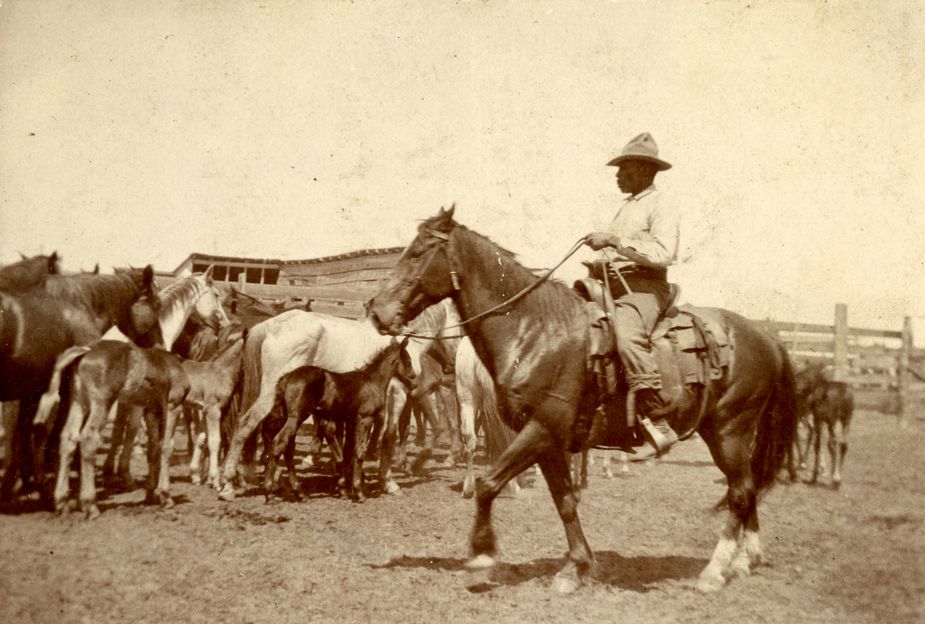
xmin=0 ymin=207 xmax=854 ymax=596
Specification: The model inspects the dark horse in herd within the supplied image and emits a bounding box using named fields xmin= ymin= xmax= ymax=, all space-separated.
xmin=368 ymin=206 xmax=798 ymax=593
xmin=0 ymin=253 xmax=159 ymax=504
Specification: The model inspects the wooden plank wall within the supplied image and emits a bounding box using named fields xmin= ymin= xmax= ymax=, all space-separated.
xmin=754 ymin=303 xmax=922 ymax=424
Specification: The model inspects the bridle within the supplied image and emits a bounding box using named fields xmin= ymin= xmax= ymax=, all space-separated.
xmin=398 ymin=226 xmax=589 ymax=340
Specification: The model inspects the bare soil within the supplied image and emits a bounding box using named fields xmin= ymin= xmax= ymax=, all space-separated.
xmin=1 ymin=409 xmax=923 ymax=624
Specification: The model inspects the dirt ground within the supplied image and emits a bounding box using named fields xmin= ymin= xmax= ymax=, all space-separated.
xmin=1 ymin=409 xmax=923 ymax=624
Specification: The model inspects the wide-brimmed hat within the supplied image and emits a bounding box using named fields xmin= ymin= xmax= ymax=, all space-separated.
xmin=606 ymin=132 xmax=672 ymax=171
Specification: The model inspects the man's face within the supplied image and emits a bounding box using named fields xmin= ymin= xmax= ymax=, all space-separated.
xmin=616 ymin=160 xmax=655 ymax=195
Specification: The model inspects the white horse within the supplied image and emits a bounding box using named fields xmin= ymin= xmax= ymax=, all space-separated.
xmin=455 ymin=337 xmax=527 ymax=498
xmin=218 ymin=300 xmax=460 ymax=500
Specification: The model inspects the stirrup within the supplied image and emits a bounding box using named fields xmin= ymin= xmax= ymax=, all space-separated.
xmin=639 ymin=416 xmax=678 ymax=456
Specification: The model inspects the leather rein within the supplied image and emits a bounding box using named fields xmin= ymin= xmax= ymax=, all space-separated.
xmin=399 ymin=229 xmax=590 ymax=341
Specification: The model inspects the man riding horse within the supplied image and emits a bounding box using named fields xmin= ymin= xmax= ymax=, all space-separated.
xmin=584 ymin=132 xmax=679 ymax=455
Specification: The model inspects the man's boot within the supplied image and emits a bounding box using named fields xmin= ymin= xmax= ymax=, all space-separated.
xmin=636 ymin=388 xmax=678 ymax=456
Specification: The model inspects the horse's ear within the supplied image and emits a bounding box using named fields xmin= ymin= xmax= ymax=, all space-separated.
xmin=142 ymin=264 xmax=155 ymax=289
xmin=203 ymin=264 xmax=214 ymax=282
xmin=435 ymin=203 xmax=455 ymax=230
xmin=49 ymin=251 xmax=60 ymax=273
xmin=438 ymin=203 xmax=455 ymax=219
xmin=92 ymin=263 xmax=99 ymax=274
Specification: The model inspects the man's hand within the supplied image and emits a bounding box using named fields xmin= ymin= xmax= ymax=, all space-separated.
xmin=585 ymin=232 xmax=622 ymax=251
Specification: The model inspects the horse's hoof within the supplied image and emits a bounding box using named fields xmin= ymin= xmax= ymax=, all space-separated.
xmin=696 ymin=571 xmax=727 ymax=593
xmin=729 ymin=554 xmax=751 ymax=579
xmin=190 ymin=474 xmax=201 ymax=486
xmin=217 ymin=484 xmax=236 ymax=502
xmin=462 ymin=484 xmax=475 ymax=499
xmin=465 ymin=554 xmax=497 ymax=592
xmin=832 ymin=479 xmax=842 ymax=490
xmin=55 ymin=500 xmax=70 ymax=516
xmin=84 ymin=503 xmax=101 ymax=520
xmin=551 ymin=573 xmax=581 ymax=595
xmin=383 ymin=480 xmax=401 ymax=495
xmin=159 ymin=493 xmax=174 ymax=508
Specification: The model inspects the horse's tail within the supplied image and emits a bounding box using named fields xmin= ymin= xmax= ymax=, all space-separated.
xmin=751 ymin=341 xmax=800 ymax=493
xmin=34 ymin=346 xmax=91 ymax=428
xmin=239 ymin=323 xmax=267 ymax=415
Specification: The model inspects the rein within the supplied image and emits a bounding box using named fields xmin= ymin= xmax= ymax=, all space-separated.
xmin=400 ymin=234 xmax=589 ymax=341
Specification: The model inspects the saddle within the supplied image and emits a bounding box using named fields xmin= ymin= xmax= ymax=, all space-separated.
xmin=573 ymin=276 xmax=731 ymax=451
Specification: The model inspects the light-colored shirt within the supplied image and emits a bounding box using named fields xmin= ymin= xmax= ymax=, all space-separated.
xmin=596 ymin=185 xmax=679 ymax=270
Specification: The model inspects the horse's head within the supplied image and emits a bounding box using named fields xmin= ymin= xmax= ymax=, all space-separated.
xmin=387 ymin=335 xmax=416 ymax=389
xmin=191 ymin=267 xmax=231 ymax=331
xmin=369 ymin=204 xmax=458 ymax=335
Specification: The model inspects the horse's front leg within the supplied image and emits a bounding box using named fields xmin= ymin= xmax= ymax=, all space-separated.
xmin=204 ymin=405 xmax=223 ymax=489
xmin=349 ymin=409 xmax=378 ymax=502
xmin=467 ymin=419 xmax=552 ymax=592
xmin=456 ymin=393 xmax=477 ymax=499
xmin=142 ymin=409 xmax=164 ymax=505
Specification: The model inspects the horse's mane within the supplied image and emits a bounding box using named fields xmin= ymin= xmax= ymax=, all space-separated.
xmin=158 ymin=275 xmax=208 ymax=323
xmin=43 ymin=269 xmax=148 ymax=310
xmin=0 ymin=253 xmax=60 ymax=291
xmin=450 ymin=221 xmax=583 ymax=325
xmin=407 ymin=298 xmax=450 ymax=332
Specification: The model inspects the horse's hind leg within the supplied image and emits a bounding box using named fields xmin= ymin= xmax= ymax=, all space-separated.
xmin=78 ymin=401 xmax=110 ymax=519
xmin=54 ymin=399 xmax=85 ymax=513
xmin=156 ymin=403 xmax=180 ymax=506
xmin=697 ymin=423 xmax=759 ymax=592
xmin=377 ymin=379 xmax=403 ymax=495
xmin=829 ymin=418 xmax=844 ymax=489
xmin=102 ymin=402 xmax=127 ymax=481
xmin=219 ymin=393 xmax=275 ymax=500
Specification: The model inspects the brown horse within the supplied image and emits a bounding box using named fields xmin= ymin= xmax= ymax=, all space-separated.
xmin=368 ymin=206 xmax=798 ymax=594
xmin=796 ymin=363 xmax=854 ymax=489
xmin=259 ymin=338 xmax=413 ymax=502
xmin=0 ymin=252 xmax=61 ymax=292
xmin=0 ymin=264 xmax=158 ymax=503
xmin=44 ymin=272 xmax=228 ymax=516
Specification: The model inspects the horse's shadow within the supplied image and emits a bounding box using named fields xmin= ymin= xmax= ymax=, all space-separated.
xmin=368 ymin=550 xmax=706 ymax=592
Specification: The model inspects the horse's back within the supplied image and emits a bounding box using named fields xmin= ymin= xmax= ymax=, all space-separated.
xmin=263 ymin=309 xmax=395 ymax=375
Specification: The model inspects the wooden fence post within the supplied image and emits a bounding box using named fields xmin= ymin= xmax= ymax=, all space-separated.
xmin=833 ymin=303 xmax=849 ymax=382
xmin=898 ymin=316 xmax=913 ymax=428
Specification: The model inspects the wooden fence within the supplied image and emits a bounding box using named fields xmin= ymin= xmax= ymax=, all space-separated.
xmin=161 ymin=271 xmax=923 ymax=423
xmin=752 ymin=303 xmax=924 ymax=425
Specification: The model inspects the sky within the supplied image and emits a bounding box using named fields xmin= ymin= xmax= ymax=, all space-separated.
xmin=1 ymin=0 xmax=923 ymax=334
